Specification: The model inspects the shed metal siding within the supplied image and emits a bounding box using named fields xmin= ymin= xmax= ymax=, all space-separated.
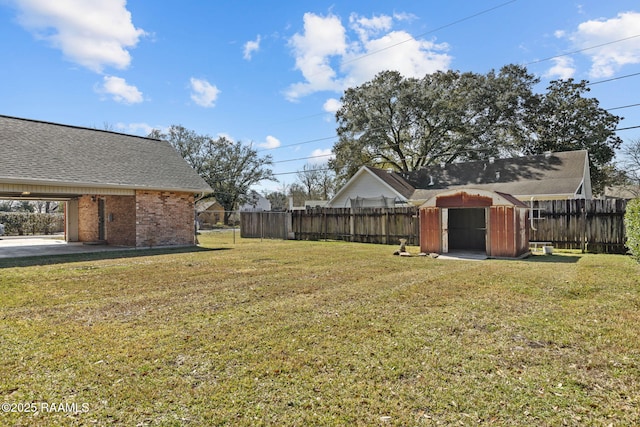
xmin=420 ymin=207 xmax=441 ymax=253
xmin=490 ymin=206 xmax=515 ymax=257
xmin=436 ymin=193 xmax=493 ymax=208
xmin=420 ymin=189 xmax=530 ymax=258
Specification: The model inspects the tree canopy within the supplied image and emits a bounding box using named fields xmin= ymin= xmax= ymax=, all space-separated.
xmin=331 ymin=65 xmax=622 ymax=193
xmin=149 ymin=125 xmax=275 ymax=223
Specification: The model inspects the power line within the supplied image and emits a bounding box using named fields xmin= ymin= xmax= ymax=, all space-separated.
xmin=340 ymin=0 xmax=518 ymax=68
xmin=256 ymin=135 xmax=337 ymax=152
xmin=607 ymin=103 xmax=640 ymax=111
xmin=273 ymin=0 xmax=519 ymax=128
xmin=525 ymin=34 xmax=640 ymax=66
xmin=272 ymin=168 xmax=333 ymax=176
xmin=272 ymin=153 xmax=334 ymax=164
xmin=587 ymin=72 xmax=640 ymax=86
xmin=616 ymin=125 xmax=640 ymax=131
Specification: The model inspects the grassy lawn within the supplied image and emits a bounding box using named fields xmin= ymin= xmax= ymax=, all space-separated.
xmin=1 ymin=233 xmax=639 ymax=426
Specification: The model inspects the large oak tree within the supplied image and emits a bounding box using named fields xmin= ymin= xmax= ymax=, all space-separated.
xmin=331 ymin=65 xmax=622 ymax=193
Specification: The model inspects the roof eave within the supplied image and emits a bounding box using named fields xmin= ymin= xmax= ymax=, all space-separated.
xmin=0 ymin=177 xmax=212 ymax=194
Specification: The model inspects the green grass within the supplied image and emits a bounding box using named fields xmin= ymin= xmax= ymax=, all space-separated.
xmin=1 ymin=233 xmax=639 ymax=426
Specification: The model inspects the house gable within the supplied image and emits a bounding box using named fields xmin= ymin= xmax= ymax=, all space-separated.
xmin=328 ymin=166 xmax=415 ymax=207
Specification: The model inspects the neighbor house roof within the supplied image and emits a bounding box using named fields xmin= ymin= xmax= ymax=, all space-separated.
xmin=0 ymin=115 xmax=212 ymax=194
xmin=407 ymin=150 xmax=591 ymax=203
xmin=366 ymin=166 xmax=416 ymax=199
xmin=327 ymin=165 xmax=416 ymax=207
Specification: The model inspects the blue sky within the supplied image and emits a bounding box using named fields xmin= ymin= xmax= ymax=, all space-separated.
xmin=1 ymin=0 xmax=639 ymax=193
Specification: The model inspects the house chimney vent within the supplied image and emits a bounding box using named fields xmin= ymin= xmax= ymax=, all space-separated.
xmin=387 ymin=168 xmax=393 ymax=174
xmin=489 ymin=156 xmax=495 ymax=164
xmin=495 ymin=171 xmax=501 ymax=180
xmin=544 ymin=151 xmax=552 ymax=158
xmin=440 ymin=162 xmax=445 ymax=169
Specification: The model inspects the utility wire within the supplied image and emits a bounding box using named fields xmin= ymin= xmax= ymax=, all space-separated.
xmin=340 ymin=0 xmax=518 ymax=68
xmin=606 ymin=103 xmax=640 ymax=111
xmin=525 ymin=34 xmax=640 ymax=66
xmin=587 ymin=72 xmax=640 ymax=86
xmin=256 ymin=135 xmax=336 ymax=152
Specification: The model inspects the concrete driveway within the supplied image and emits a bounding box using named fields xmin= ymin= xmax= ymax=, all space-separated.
xmin=0 ymin=236 xmax=129 ymax=259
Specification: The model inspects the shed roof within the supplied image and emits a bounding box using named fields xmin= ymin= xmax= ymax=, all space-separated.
xmin=0 ymin=115 xmax=212 ymax=193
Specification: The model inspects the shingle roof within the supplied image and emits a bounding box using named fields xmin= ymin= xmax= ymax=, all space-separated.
xmin=407 ymin=150 xmax=589 ymax=202
xmin=365 ymin=165 xmax=416 ymax=199
xmin=0 ymin=115 xmax=212 ymax=193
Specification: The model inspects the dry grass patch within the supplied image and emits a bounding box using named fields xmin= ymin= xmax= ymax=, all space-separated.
xmin=1 ymin=233 xmax=639 ymax=425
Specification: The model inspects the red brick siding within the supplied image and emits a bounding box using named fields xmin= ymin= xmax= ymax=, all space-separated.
xmin=77 ymin=195 xmax=99 ymax=242
xmin=105 ymin=195 xmax=136 ymax=246
xmin=135 ymin=190 xmax=195 ymax=247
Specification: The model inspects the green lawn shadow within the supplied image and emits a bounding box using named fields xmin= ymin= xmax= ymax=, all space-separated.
xmin=0 ymin=245 xmax=229 ymax=269
xmin=524 ymin=253 xmax=582 ymax=263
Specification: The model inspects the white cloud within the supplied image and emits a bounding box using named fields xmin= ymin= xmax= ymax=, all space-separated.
xmin=545 ymin=57 xmax=576 ymax=80
xmin=285 ymin=13 xmax=347 ymax=100
xmin=567 ymin=11 xmax=640 ymax=78
xmin=190 ymin=77 xmax=220 ymax=108
xmin=243 ymin=35 xmax=261 ymax=60
xmin=286 ymin=12 xmax=451 ymax=101
xmin=116 ymin=122 xmax=156 ymax=136
xmin=309 ymin=148 xmax=334 ymax=164
xmin=323 ymin=98 xmax=342 ymax=113
xmin=349 ymin=13 xmax=393 ymax=41
xmin=97 ymin=75 xmax=143 ymax=104
xmin=258 ymin=135 xmax=281 ymax=149
xmin=14 ymin=0 xmax=146 ymax=73
xmin=342 ymin=30 xmax=450 ymax=87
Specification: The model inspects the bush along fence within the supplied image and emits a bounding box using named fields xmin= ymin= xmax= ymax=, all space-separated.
xmin=240 ymin=199 xmax=632 ymax=254
xmin=0 ymin=212 xmax=64 ymax=236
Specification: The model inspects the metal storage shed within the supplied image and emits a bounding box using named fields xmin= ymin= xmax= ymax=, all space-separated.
xmin=419 ymin=188 xmax=530 ymax=259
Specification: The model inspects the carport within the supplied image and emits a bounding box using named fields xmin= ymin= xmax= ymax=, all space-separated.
xmin=0 ymin=115 xmax=212 ymax=252
xmin=419 ymin=188 xmax=530 ymax=258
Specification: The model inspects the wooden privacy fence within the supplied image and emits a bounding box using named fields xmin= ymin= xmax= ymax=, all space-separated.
xmin=292 ymin=207 xmax=420 ymax=245
xmin=240 ymin=211 xmax=292 ymax=240
xmin=241 ymin=207 xmax=420 ymax=245
xmin=241 ymin=199 xmax=630 ymax=253
xmin=531 ymin=199 xmax=628 ymax=254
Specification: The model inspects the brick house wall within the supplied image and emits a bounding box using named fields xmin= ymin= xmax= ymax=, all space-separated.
xmin=76 ymin=192 xmax=195 ymax=247
xmin=105 ymin=195 xmax=136 ymax=246
xmin=135 ymin=190 xmax=195 ymax=247
xmin=77 ymin=195 xmax=99 ymax=242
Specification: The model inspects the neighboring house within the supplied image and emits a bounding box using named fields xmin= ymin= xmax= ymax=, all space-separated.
xmin=603 ymin=185 xmax=640 ymax=200
xmin=240 ymin=190 xmax=271 ymax=211
xmin=196 ymin=199 xmax=225 ymax=227
xmin=327 ymin=166 xmax=416 ymax=208
xmin=0 ymin=115 xmax=212 ymax=247
xmin=328 ymin=150 xmax=592 ymax=208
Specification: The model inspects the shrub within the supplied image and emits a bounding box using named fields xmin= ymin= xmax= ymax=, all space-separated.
xmin=0 ymin=212 xmax=64 ymax=236
xmin=625 ymin=198 xmax=640 ymax=261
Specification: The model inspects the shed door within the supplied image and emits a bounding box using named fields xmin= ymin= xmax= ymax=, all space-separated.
xmin=448 ymin=208 xmax=486 ymax=251
xmin=420 ymin=207 xmax=441 ymax=253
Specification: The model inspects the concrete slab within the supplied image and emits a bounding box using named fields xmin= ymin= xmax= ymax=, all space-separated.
xmin=0 ymin=236 xmax=131 ymax=259
xmin=437 ymin=250 xmax=488 ymax=261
